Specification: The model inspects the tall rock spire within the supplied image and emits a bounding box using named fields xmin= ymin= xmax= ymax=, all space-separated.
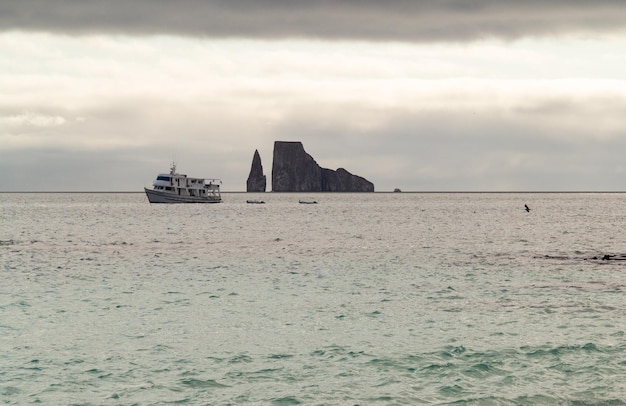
xmin=246 ymin=149 xmax=266 ymax=192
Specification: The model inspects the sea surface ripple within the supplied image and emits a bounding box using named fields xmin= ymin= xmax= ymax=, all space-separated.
xmin=1 ymin=192 xmax=625 ymax=405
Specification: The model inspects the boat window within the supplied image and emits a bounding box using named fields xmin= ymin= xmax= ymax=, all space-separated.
xmin=157 ymin=176 xmax=170 ymax=181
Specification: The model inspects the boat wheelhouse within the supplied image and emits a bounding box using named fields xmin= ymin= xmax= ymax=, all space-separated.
xmin=144 ymin=163 xmax=222 ymax=203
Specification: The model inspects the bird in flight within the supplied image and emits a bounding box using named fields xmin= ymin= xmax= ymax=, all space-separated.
xmin=525 ymin=204 xmax=530 ymax=213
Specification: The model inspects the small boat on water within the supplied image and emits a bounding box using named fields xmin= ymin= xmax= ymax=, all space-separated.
xmin=246 ymin=200 xmax=265 ymax=204
xmin=145 ymin=162 xmax=222 ymax=204
xmin=299 ymin=199 xmax=318 ymax=204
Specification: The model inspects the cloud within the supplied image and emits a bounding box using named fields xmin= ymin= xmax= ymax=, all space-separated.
xmin=2 ymin=31 xmax=626 ymax=191
xmin=269 ymin=89 xmax=626 ymax=191
xmin=3 ymin=85 xmax=626 ymax=191
xmin=2 ymin=1 xmax=626 ymax=41
xmin=0 ymin=112 xmax=65 ymax=129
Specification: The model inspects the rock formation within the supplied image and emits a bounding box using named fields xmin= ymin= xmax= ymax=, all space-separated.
xmin=320 ymin=167 xmax=374 ymax=192
xmin=246 ymin=149 xmax=266 ymax=192
xmin=271 ymin=141 xmax=374 ymax=192
xmin=542 ymin=253 xmax=626 ymax=261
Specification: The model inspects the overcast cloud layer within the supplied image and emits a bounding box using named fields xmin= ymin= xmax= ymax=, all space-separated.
xmin=2 ymin=0 xmax=626 ymax=41
xmin=2 ymin=2 xmax=626 ymax=191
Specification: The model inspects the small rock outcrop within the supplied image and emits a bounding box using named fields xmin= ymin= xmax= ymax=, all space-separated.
xmin=271 ymin=141 xmax=374 ymax=192
xmin=246 ymin=149 xmax=266 ymax=192
xmin=542 ymin=253 xmax=626 ymax=261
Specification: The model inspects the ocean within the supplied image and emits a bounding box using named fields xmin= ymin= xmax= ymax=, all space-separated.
xmin=1 ymin=192 xmax=625 ymax=405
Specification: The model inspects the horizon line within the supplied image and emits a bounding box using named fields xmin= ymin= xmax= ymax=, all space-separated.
xmin=1 ymin=191 xmax=625 ymax=194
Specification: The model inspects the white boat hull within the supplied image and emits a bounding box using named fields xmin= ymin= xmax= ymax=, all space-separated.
xmin=144 ymin=188 xmax=222 ymax=204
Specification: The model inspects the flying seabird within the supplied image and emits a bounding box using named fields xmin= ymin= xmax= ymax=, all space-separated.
xmin=525 ymin=204 xmax=530 ymax=213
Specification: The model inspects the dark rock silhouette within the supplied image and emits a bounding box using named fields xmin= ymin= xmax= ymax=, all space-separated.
xmin=597 ymin=254 xmax=626 ymax=261
xmin=321 ymin=167 xmax=374 ymax=192
xmin=271 ymin=141 xmax=374 ymax=192
xmin=271 ymin=142 xmax=321 ymax=192
xmin=246 ymin=149 xmax=266 ymax=192
xmin=542 ymin=253 xmax=626 ymax=261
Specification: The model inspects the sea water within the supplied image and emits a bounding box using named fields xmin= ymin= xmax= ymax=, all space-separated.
xmin=1 ymin=192 xmax=625 ymax=405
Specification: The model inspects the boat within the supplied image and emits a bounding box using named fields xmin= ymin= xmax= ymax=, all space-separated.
xmin=246 ymin=200 xmax=265 ymax=204
xmin=145 ymin=163 xmax=222 ymax=203
xmin=299 ymin=199 xmax=318 ymax=204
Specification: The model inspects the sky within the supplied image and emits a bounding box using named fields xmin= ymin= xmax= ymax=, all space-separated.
xmin=2 ymin=1 xmax=626 ymax=191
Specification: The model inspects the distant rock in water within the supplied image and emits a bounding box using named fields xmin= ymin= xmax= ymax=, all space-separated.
xmin=271 ymin=141 xmax=374 ymax=192
xmin=246 ymin=149 xmax=266 ymax=192
xmin=541 ymin=253 xmax=626 ymax=261
xmin=597 ymin=254 xmax=626 ymax=261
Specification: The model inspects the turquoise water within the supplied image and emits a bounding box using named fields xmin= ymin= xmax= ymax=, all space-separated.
xmin=1 ymin=193 xmax=625 ymax=404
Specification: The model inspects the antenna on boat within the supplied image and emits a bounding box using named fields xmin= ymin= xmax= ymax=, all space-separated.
xmin=170 ymin=152 xmax=177 ymax=175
